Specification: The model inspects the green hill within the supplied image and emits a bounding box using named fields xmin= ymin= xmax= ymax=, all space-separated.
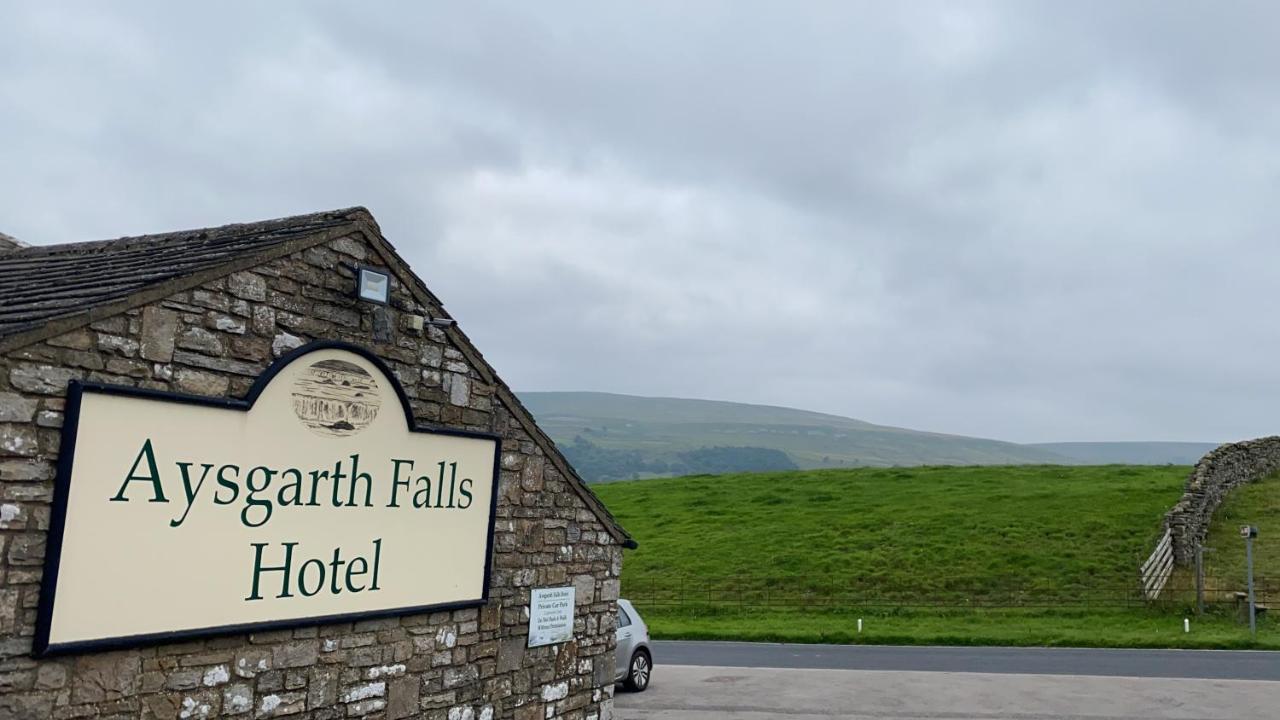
xmin=593 ymin=465 xmax=1280 ymax=648
xmin=595 ymin=465 xmax=1184 ymax=594
xmin=520 ymin=391 xmax=1069 ymax=481
xmin=1197 ymin=471 xmax=1280 ymax=594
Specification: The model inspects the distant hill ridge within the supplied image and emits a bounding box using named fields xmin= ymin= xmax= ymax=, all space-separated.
xmin=519 ymin=391 xmax=1215 ymax=483
xmin=1028 ymin=442 xmax=1219 ymax=466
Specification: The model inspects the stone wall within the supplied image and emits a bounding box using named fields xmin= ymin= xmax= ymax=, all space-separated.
xmin=1163 ymin=436 xmax=1280 ymax=565
xmin=0 ymin=232 xmax=623 ymax=719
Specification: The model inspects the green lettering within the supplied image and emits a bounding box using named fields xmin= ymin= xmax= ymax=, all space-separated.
xmin=329 ymin=547 xmax=347 ymax=594
xmin=345 ymin=556 xmax=369 ymax=592
xmin=412 ymin=475 xmax=432 ymax=509
xmin=110 ymin=439 xmax=167 ymax=503
xmin=243 ymin=466 xmax=275 ymax=528
xmin=457 ymin=478 xmax=473 ymax=510
xmin=171 ymin=462 xmax=217 ymax=527
xmin=298 ymin=558 xmax=326 ymax=597
xmin=388 ymin=459 xmax=413 ymax=508
xmin=212 ymin=462 xmax=238 ymax=505
xmin=307 ymin=469 xmax=327 ymax=506
xmin=246 ymin=542 xmax=296 ymax=601
xmin=347 ymin=454 xmax=372 ymax=507
xmin=329 ymin=460 xmax=348 ymax=507
xmin=277 ymin=468 xmax=304 ymax=506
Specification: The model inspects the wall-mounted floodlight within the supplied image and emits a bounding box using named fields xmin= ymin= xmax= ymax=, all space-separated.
xmin=356 ymin=267 xmax=390 ymax=304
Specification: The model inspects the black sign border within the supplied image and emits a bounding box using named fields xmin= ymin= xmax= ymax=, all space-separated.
xmin=33 ymin=340 xmax=502 ymax=657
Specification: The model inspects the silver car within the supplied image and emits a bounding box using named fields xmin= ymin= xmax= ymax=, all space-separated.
xmin=614 ymin=598 xmax=652 ymax=691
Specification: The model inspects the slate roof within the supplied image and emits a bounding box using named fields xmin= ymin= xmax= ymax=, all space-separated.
xmin=0 ymin=208 xmax=366 ymax=341
xmin=0 ymin=207 xmax=635 ymax=547
xmin=0 ymin=232 xmax=25 ymax=252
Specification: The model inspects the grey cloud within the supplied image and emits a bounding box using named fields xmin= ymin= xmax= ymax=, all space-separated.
xmin=3 ymin=1 xmax=1279 ymax=443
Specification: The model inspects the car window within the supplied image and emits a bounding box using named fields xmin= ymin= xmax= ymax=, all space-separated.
xmin=617 ymin=605 xmax=632 ymax=628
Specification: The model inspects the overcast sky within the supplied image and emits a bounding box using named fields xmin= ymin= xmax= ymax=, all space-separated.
xmin=3 ymin=2 xmax=1279 ymax=444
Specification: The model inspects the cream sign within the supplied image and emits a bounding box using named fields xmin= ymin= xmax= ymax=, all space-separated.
xmin=35 ymin=342 xmax=499 ymax=655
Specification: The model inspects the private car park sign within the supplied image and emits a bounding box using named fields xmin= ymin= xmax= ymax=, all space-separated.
xmin=34 ymin=343 xmax=500 ymax=655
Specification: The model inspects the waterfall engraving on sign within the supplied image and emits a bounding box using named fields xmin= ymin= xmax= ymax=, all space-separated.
xmin=291 ymin=359 xmax=381 ymax=437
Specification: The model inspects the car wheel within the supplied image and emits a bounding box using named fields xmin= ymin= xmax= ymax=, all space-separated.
xmin=625 ymin=649 xmax=651 ymax=692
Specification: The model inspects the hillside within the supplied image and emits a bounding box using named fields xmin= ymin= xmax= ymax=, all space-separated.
xmin=1029 ymin=442 xmax=1219 ymax=465
xmin=588 ymin=465 xmax=1280 ymax=648
xmin=520 ymin=391 xmax=1069 ymax=482
xmin=1198 ymin=470 xmax=1280 ymax=592
xmin=594 ymin=465 xmax=1185 ymax=593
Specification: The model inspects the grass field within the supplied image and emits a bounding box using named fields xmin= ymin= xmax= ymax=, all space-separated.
xmin=595 ymin=465 xmax=1280 ymax=648
xmin=1197 ymin=471 xmax=1280 ymax=592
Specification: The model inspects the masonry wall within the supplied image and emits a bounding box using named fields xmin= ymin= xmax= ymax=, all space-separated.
xmin=1164 ymin=436 xmax=1280 ymax=565
xmin=0 ymin=233 xmax=622 ymax=719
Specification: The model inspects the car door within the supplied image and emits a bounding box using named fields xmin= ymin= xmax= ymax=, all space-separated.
xmin=615 ymin=604 xmax=634 ymax=680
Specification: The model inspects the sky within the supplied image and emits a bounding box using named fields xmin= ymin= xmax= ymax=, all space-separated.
xmin=2 ymin=1 xmax=1279 ymax=444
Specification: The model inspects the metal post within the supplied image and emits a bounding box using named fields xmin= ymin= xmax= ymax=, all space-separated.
xmin=1246 ymin=536 xmax=1257 ymax=637
xmin=1195 ymin=545 xmax=1204 ymax=616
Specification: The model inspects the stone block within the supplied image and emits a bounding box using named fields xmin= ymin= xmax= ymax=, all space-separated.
xmin=273 ymin=641 xmax=318 ymax=669
xmin=7 ymin=533 xmax=44 ymax=565
xmin=386 ymin=677 xmax=419 ymax=719
xmin=178 ymin=326 xmax=224 ymax=354
xmin=47 ymin=330 xmax=94 ymax=350
xmin=234 ymin=649 xmax=272 ymax=678
xmin=330 ymin=236 xmax=367 ymax=260
xmin=0 ymin=424 xmax=38 ymax=457
xmin=228 ymin=272 xmax=269 ymax=302
xmin=211 ymin=314 xmax=247 ymax=334
xmin=97 ymin=333 xmax=139 ymax=357
xmin=446 ymin=373 xmax=470 ymax=407
xmin=0 ymin=393 xmax=38 ymax=422
xmin=0 ymin=692 xmax=55 ymax=720
xmin=224 ymin=683 xmax=254 ymax=715
xmin=69 ymin=653 xmax=140 ymax=704
xmin=252 ymin=306 xmax=276 ymax=335
xmin=272 ymin=332 xmax=305 ymax=357
xmin=256 ymin=690 xmax=305 ymax=717
xmin=34 ymin=662 xmax=66 ymax=690
xmin=191 ymin=290 xmax=231 ymax=312
xmin=173 ymin=350 xmax=260 ymax=376
xmin=174 ymin=368 xmax=230 ymax=397
xmin=308 ymin=667 xmax=337 ymax=708
xmin=347 ymin=698 xmax=387 ymax=716
xmin=9 ymin=365 xmax=79 ymax=395
xmin=140 ymin=307 xmax=179 ymax=362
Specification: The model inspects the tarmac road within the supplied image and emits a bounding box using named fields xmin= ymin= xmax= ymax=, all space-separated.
xmin=649 ymin=640 xmax=1280 ymax=681
xmin=611 ymin=643 xmax=1280 ymax=720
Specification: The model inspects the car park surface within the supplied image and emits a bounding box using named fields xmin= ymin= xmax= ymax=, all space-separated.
xmin=613 ymin=642 xmax=1280 ymax=719
xmin=613 ymin=664 xmax=1278 ymax=720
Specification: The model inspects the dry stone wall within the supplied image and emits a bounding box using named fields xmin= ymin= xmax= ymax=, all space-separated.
xmin=0 ymin=232 xmax=622 ymax=719
xmin=1164 ymin=436 xmax=1280 ymax=565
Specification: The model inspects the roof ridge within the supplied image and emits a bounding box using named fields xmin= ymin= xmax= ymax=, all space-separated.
xmin=9 ymin=206 xmax=373 ymax=258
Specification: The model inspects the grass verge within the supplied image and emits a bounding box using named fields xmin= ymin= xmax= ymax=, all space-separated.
xmin=640 ymin=605 xmax=1280 ymax=650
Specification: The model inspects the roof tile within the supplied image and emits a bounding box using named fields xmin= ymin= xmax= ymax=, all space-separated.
xmin=0 ymin=208 xmax=367 ymax=339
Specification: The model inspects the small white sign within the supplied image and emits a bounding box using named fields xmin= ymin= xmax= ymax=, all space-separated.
xmin=528 ymin=586 xmax=576 ymax=647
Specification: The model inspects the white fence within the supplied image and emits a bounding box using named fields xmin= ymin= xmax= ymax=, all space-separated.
xmin=1140 ymin=528 xmax=1174 ymax=600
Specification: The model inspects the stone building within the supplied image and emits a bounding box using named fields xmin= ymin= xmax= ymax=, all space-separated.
xmin=0 ymin=208 xmax=635 ymax=719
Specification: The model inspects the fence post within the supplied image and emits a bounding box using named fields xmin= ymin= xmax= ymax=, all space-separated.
xmin=1195 ymin=545 xmax=1204 ymax=616
xmin=1246 ymin=533 xmax=1257 ymax=638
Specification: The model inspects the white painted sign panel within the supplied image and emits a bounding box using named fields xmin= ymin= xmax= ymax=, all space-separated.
xmin=528 ymin=586 xmax=576 ymax=647
xmin=36 ymin=343 xmax=500 ymax=655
